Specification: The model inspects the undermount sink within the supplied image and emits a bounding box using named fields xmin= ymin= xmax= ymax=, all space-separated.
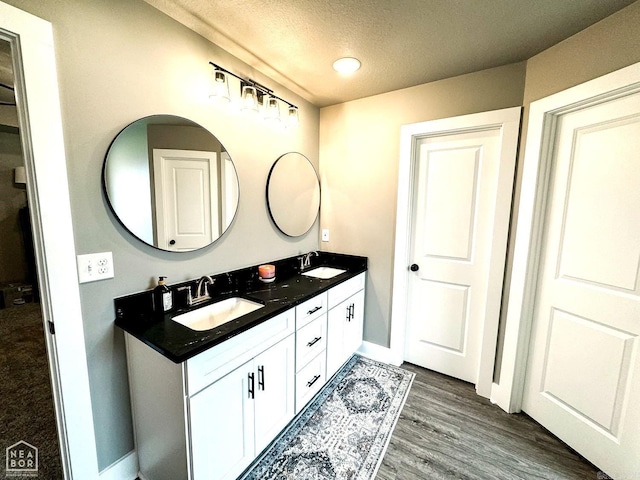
xmin=172 ymin=297 xmax=263 ymax=331
xmin=301 ymin=266 xmax=347 ymax=280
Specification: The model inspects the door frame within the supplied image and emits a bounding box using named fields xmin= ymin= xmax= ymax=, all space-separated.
xmin=491 ymin=61 xmax=640 ymax=413
xmin=1 ymin=3 xmax=99 ymax=478
xmin=390 ymin=107 xmax=521 ymax=397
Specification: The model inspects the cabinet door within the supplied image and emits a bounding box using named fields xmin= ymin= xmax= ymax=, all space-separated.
xmin=343 ymin=289 xmax=365 ymax=360
xmin=189 ymin=363 xmax=255 ymax=480
xmin=327 ymin=289 xmax=365 ymax=379
xmin=253 ymin=335 xmax=296 ymax=454
xmin=326 ymin=300 xmax=347 ymax=379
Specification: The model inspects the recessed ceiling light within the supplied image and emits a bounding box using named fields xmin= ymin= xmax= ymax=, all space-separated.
xmin=333 ymin=57 xmax=361 ymax=75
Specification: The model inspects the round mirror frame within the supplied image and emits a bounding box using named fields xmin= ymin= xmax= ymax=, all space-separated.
xmin=266 ymin=152 xmax=320 ymax=237
xmin=102 ymin=115 xmax=239 ymax=252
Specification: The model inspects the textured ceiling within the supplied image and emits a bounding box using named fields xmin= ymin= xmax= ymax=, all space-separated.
xmin=148 ymin=1 xmax=638 ymax=107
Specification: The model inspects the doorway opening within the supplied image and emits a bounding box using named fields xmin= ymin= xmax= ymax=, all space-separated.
xmin=0 ymin=38 xmax=63 ymax=478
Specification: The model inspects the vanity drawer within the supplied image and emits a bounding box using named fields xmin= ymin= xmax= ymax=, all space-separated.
xmin=296 ymin=353 xmax=326 ymax=413
xmin=295 ymin=292 xmax=327 ymax=329
xmin=328 ymin=273 xmax=365 ymax=309
xmin=185 ymin=309 xmax=294 ymax=396
xmin=295 ymin=314 xmax=327 ymax=371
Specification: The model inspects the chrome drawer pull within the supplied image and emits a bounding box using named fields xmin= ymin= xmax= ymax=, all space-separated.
xmin=307 ymin=336 xmax=322 ymax=347
xmin=306 ymin=374 xmax=321 ymax=388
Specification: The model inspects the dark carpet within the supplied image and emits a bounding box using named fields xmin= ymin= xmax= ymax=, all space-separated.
xmin=0 ymin=302 xmax=63 ymax=479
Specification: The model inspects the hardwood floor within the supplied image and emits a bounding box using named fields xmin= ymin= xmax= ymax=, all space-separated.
xmin=376 ymin=363 xmax=602 ymax=480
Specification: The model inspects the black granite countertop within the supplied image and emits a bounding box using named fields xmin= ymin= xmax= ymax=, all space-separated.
xmin=114 ymin=252 xmax=367 ymax=363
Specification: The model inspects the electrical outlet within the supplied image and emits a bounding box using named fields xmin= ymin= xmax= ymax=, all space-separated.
xmin=322 ymin=229 xmax=330 ymax=242
xmin=77 ymin=252 xmax=114 ymax=283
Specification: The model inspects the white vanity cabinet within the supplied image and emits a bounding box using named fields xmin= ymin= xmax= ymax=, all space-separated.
xmin=125 ymin=271 xmax=366 ymax=480
xmin=125 ymin=309 xmax=295 ymax=480
xmin=189 ymin=334 xmax=295 ymax=480
xmin=293 ymin=272 xmax=367 ymax=412
xmin=326 ymin=273 xmax=366 ymax=379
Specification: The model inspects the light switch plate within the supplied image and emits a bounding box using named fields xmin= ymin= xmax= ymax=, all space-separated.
xmin=77 ymin=252 xmax=114 ymax=283
xmin=322 ymin=229 xmax=330 ymax=242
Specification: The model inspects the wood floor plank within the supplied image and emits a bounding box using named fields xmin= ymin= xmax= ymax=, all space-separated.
xmin=376 ymin=363 xmax=601 ymax=480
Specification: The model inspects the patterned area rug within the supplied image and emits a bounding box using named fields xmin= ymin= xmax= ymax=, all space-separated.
xmin=239 ymin=355 xmax=415 ymax=480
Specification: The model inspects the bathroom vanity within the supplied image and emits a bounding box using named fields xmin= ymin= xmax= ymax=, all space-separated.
xmin=115 ymin=252 xmax=366 ymax=480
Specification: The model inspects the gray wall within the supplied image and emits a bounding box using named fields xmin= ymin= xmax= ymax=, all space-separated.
xmin=495 ymin=0 xmax=640 ymax=381
xmin=319 ymin=0 xmax=640 ymax=373
xmin=4 ymin=0 xmax=320 ymax=470
xmin=5 ymin=0 xmax=640 ymax=471
xmin=319 ymin=62 xmax=527 ymax=347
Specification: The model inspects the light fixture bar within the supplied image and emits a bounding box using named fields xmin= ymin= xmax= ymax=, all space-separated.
xmin=209 ymin=61 xmax=298 ymax=109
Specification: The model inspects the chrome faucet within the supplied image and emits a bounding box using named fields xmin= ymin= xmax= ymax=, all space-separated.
xmin=192 ymin=275 xmax=214 ymax=305
xmin=300 ymin=251 xmax=319 ymax=270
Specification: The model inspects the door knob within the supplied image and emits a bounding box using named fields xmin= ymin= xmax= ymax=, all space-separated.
xmin=410 ymin=264 xmax=419 ymax=272
xmin=169 ymin=240 xmax=176 ymax=245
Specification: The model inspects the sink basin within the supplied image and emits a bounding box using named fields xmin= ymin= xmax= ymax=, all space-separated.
xmin=172 ymin=297 xmax=263 ymax=331
xmin=301 ymin=266 xmax=347 ymax=280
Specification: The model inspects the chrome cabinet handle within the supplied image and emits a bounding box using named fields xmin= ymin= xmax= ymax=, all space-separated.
xmin=307 ymin=336 xmax=322 ymax=347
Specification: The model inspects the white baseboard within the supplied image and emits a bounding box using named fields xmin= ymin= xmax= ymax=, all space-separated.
xmin=99 ymin=450 xmax=139 ymax=480
xmin=357 ymin=341 xmax=403 ymax=366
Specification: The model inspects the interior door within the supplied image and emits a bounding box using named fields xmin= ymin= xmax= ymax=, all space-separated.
xmin=153 ymin=149 xmax=219 ymax=251
xmin=405 ymin=112 xmax=518 ymax=385
xmin=522 ymin=92 xmax=640 ymax=478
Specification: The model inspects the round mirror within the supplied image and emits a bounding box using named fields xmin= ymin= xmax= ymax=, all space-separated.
xmin=103 ymin=115 xmax=239 ymax=251
xmin=266 ymin=152 xmax=320 ymax=237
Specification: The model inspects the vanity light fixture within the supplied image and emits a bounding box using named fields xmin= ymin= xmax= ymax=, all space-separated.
xmin=209 ymin=62 xmax=299 ymax=127
xmin=264 ymin=95 xmax=280 ymax=122
xmin=241 ymin=84 xmax=259 ymax=112
xmin=287 ymin=106 xmax=299 ymax=128
xmin=210 ymin=67 xmax=230 ymax=102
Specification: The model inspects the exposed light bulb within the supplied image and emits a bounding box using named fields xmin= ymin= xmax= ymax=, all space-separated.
xmin=287 ymin=106 xmax=299 ymax=128
xmin=241 ymin=85 xmax=258 ymax=112
xmin=264 ymin=96 xmax=281 ymax=122
xmin=210 ymin=69 xmax=230 ymax=102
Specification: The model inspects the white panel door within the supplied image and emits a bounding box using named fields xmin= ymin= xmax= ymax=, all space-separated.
xmin=153 ymin=149 xmax=219 ymax=251
xmin=405 ymin=123 xmax=516 ymax=384
xmin=523 ymin=92 xmax=640 ymax=478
